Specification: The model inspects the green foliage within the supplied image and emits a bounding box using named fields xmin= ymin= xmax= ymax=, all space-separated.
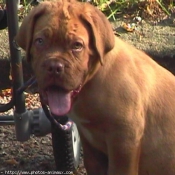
xmin=82 ymin=0 xmax=173 ymax=21
xmin=89 ymin=0 xmax=140 ymax=20
xmin=0 ymin=0 xmax=174 ymax=21
xmin=21 ymin=0 xmax=32 ymax=13
xmin=155 ymin=0 xmax=171 ymax=15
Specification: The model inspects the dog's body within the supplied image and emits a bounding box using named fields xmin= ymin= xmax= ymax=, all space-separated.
xmin=16 ymin=0 xmax=175 ymax=174
xmin=71 ymin=38 xmax=175 ymax=175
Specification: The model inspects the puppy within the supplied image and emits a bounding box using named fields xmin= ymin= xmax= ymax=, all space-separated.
xmin=16 ymin=0 xmax=175 ymax=174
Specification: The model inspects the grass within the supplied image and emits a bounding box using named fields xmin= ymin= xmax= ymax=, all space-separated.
xmin=89 ymin=0 xmax=174 ymax=20
xmin=0 ymin=0 xmax=174 ymax=21
xmin=88 ymin=0 xmax=141 ymax=20
xmin=21 ymin=0 xmax=33 ymax=13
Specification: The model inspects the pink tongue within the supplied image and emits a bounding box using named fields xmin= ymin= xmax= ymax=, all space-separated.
xmin=46 ymin=88 xmax=72 ymax=116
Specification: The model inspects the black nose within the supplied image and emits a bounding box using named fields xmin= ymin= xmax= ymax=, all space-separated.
xmin=46 ymin=60 xmax=64 ymax=75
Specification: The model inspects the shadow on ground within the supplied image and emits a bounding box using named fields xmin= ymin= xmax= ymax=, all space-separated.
xmin=147 ymin=49 xmax=175 ymax=75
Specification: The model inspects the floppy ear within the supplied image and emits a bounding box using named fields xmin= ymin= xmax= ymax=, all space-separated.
xmin=80 ymin=3 xmax=115 ymax=65
xmin=15 ymin=2 xmax=47 ymax=62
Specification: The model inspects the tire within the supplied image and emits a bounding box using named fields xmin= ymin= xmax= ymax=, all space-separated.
xmin=51 ymin=116 xmax=81 ymax=172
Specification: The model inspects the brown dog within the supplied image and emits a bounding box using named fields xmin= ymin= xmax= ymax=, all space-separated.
xmin=16 ymin=0 xmax=175 ymax=174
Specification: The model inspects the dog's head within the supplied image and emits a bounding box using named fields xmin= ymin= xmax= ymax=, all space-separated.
xmin=16 ymin=0 xmax=115 ymax=116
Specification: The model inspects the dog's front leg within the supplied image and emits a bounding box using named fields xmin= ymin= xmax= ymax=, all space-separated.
xmin=80 ymin=134 xmax=108 ymax=175
xmin=107 ymin=130 xmax=142 ymax=175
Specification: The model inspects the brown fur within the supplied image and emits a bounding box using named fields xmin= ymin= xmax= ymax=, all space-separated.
xmin=16 ymin=0 xmax=175 ymax=174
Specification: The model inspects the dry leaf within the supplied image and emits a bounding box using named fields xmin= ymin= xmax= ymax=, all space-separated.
xmin=1 ymin=89 xmax=12 ymax=96
xmin=121 ymin=22 xmax=136 ymax=32
xmin=6 ymin=158 xmax=19 ymax=165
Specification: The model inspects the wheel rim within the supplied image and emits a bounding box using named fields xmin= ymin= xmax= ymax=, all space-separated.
xmin=72 ymin=123 xmax=80 ymax=160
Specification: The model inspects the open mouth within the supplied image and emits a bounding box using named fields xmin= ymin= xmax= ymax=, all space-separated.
xmin=41 ymin=85 xmax=82 ymax=116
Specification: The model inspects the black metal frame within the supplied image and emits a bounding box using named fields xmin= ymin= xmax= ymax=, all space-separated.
xmin=0 ymin=0 xmax=25 ymax=115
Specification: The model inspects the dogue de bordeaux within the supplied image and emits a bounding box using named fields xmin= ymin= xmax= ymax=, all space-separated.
xmin=16 ymin=0 xmax=175 ymax=174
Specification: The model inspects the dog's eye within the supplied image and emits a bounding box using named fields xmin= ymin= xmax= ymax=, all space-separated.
xmin=72 ymin=41 xmax=83 ymax=51
xmin=35 ymin=38 xmax=44 ymax=46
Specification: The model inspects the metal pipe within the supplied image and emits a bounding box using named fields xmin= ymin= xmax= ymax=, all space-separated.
xmin=0 ymin=121 xmax=14 ymax=125
xmin=0 ymin=76 xmax=36 ymax=112
xmin=6 ymin=0 xmax=26 ymax=114
xmin=0 ymin=99 xmax=14 ymax=112
xmin=0 ymin=115 xmax=15 ymax=125
xmin=0 ymin=115 xmax=14 ymax=120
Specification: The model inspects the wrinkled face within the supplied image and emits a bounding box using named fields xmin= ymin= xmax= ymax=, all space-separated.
xmin=30 ymin=10 xmax=97 ymax=116
xmin=16 ymin=0 xmax=115 ymax=117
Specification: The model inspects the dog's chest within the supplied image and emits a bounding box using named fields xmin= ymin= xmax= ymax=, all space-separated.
xmin=69 ymin=109 xmax=108 ymax=153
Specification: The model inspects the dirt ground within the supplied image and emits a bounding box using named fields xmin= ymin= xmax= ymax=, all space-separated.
xmin=112 ymin=13 xmax=175 ymax=74
xmin=0 ymin=3 xmax=175 ymax=175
